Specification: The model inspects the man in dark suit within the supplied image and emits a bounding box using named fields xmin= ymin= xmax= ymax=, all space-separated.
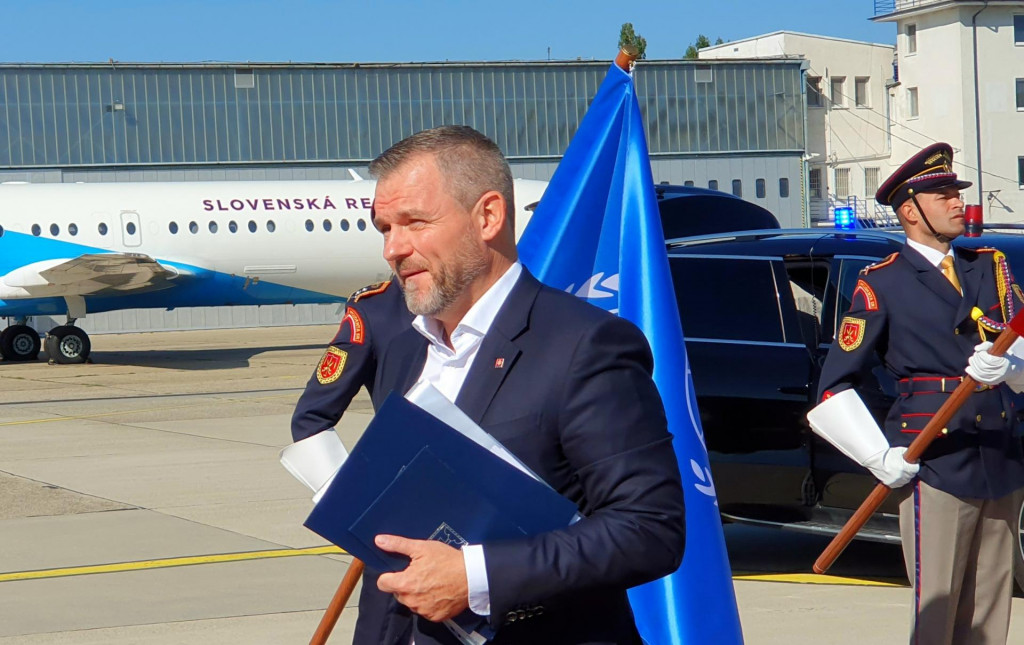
xmin=810 ymin=143 xmax=1024 ymax=644
xmin=290 ymin=279 xmax=413 ymax=442
xmin=353 ymin=125 xmax=686 ymax=645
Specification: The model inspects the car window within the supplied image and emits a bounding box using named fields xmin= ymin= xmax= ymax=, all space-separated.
xmin=823 ymin=257 xmax=876 ymax=342
xmin=670 ymin=256 xmax=786 ymax=343
xmin=784 ymin=259 xmax=830 ymax=347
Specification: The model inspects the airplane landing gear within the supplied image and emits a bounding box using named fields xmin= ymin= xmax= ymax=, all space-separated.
xmin=0 ymin=324 xmax=42 ymax=362
xmin=45 ymin=326 xmax=91 ymax=365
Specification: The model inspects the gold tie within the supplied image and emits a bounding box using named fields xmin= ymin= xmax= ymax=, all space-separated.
xmin=940 ymin=256 xmax=961 ymax=294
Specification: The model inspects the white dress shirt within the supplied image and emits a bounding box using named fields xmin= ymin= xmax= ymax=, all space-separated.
xmin=907 ymin=237 xmax=954 ymax=269
xmin=409 ymin=261 xmax=522 ymax=618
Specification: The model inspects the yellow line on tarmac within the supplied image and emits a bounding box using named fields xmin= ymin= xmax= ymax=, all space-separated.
xmin=0 ymin=393 xmax=298 ymax=427
xmin=0 ymin=545 xmax=346 ymax=583
xmin=733 ymin=572 xmax=903 ymax=587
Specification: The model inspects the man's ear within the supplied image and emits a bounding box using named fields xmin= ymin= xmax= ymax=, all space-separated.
xmin=476 ymin=190 xmax=508 ymax=242
xmin=898 ymin=200 xmax=917 ymax=225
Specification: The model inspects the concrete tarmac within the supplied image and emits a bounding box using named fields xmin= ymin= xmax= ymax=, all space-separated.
xmin=0 ymin=325 xmax=1021 ymax=644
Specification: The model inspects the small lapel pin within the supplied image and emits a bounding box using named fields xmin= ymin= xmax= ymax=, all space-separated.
xmin=494 ymin=358 xmax=505 ymax=369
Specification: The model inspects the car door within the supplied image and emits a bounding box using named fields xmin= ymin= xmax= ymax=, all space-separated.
xmin=669 ymin=253 xmax=816 ymax=521
xmin=813 ymin=254 xmax=901 ymax=516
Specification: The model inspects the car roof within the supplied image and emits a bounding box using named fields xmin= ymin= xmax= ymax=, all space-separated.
xmin=666 ymin=227 xmax=1024 ymax=265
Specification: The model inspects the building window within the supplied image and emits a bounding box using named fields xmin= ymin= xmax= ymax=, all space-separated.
xmin=1017 ymin=78 xmax=1024 ymax=110
xmin=755 ymin=178 xmax=766 ymax=198
xmin=695 ymin=65 xmax=713 ymax=83
xmin=683 ymin=180 xmax=694 ymax=187
xmin=855 ymin=77 xmax=870 ymax=107
xmin=779 ymin=178 xmax=790 ymax=198
xmin=1019 ymin=156 xmax=1024 ymax=186
xmin=865 ymin=168 xmax=881 ymax=196
xmin=807 ymin=76 xmax=823 ymax=108
xmin=1015 ymin=15 xmax=1024 ymax=45
xmin=831 ymin=77 xmax=846 ymax=107
xmin=908 ymin=87 xmax=919 ymax=118
xmin=835 ymin=168 xmax=851 ymax=199
xmin=731 ymin=180 xmax=742 ymax=197
xmin=809 ymin=168 xmax=822 ymax=199
xmin=907 ymin=24 xmax=917 ymax=54
xmin=709 ymin=179 xmax=719 ymax=190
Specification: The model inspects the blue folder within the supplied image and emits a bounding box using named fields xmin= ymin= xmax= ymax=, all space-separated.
xmin=304 ymin=392 xmax=579 ymax=574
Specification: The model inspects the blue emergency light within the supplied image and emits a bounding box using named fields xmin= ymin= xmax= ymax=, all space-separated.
xmin=834 ymin=207 xmax=856 ymax=230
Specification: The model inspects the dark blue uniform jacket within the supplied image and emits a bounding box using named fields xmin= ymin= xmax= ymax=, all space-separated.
xmin=290 ymin=280 xmax=413 ymax=442
xmin=818 ymin=243 xmax=1024 ymax=499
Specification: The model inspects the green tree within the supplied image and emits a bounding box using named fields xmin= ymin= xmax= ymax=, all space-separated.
xmin=684 ymin=34 xmax=716 ymax=59
xmin=618 ymin=22 xmax=647 ymax=59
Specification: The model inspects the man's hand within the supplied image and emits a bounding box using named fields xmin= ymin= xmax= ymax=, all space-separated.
xmin=375 ymin=535 xmax=469 ymax=622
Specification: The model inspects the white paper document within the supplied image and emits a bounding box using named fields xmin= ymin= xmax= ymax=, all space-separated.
xmin=279 ymin=429 xmax=349 ymax=504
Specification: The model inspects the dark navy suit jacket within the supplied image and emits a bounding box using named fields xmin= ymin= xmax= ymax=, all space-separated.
xmin=818 ymin=244 xmax=1024 ymax=499
xmin=354 ymin=269 xmax=686 ymax=645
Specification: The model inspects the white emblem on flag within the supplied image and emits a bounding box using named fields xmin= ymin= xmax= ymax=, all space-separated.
xmin=691 ymin=460 xmax=718 ymax=504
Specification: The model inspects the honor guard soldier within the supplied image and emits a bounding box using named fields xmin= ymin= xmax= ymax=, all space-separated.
xmin=290 ymin=279 xmax=414 ymax=442
xmin=809 ymin=143 xmax=1024 ymax=644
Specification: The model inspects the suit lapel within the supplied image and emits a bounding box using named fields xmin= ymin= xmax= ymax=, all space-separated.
xmin=954 ymin=250 xmax=983 ymax=325
xmin=454 ymin=271 xmax=540 ymax=424
xmin=901 ymin=244 xmax=962 ymax=310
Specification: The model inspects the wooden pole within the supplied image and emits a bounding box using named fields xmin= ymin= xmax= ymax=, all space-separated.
xmin=615 ymin=44 xmax=640 ymax=72
xmin=310 ymin=558 xmax=365 ymax=645
xmin=813 ymin=310 xmax=1024 ymax=574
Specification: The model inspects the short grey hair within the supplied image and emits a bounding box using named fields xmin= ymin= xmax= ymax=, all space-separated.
xmin=369 ymin=125 xmax=515 ymax=223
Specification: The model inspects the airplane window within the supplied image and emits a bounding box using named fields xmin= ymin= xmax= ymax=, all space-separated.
xmin=229 ymin=220 xmax=238 ymax=233
xmin=340 ymin=219 xmax=350 ymax=231
xmin=32 ymin=224 xmax=41 ymax=236
xmin=0 ymin=225 xmax=4 ymax=237
xmin=209 ymin=221 xmax=218 ymax=233
xmin=98 ymin=223 xmax=108 ymax=235
xmin=50 ymin=224 xmax=60 ymax=236
xmin=169 ymin=222 xmax=178 ymax=234
xmin=189 ymin=221 xmax=199 ymax=234
xmin=323 ymin=219 xmax=332 ymax=232
xmin=357 ymin=219 xmax=367 ymax=231
xmin=68 ymin=223 xmax=78 ymax=236
xmin=305 ymin=219 xmax=314 ymax=232
xmin=267 ymin=220 xmax=276 ymax=233
xmin=126 ymin=222 xmax=137 ymax=235
xmin=248 ymin=220 xmax=257 ymax=233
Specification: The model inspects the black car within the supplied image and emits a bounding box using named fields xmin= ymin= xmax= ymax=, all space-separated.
xmin=667 ymin=228 xmax=1024 ymax=588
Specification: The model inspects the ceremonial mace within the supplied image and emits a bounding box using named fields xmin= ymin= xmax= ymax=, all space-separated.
xmin=814 ymin=308 xmax=1024 ymax=574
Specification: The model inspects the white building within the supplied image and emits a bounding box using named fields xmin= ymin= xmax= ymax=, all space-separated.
xmin=873 ymin=0 xmax=1024 ymax=223
xmin=700 ymin=32 xmax=899 ymax=224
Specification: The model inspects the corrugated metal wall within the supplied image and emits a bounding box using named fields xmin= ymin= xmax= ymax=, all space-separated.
xmin=1 ymin=61 xmax=805 ymax=168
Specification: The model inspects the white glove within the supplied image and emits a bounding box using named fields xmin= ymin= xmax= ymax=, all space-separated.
xmin=807 ymin=389 xmax=919 ymax=488
xmin=966 ymin=341 xmax=1010 ymax=385
xmin=862 ymin=446 xmax=919 ymax=488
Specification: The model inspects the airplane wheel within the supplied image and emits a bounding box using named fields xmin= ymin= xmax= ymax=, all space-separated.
xmin=0 ymin=325 xmax=41 ymax=361
xmin=45 ymin=326 xmax=91 ymax=365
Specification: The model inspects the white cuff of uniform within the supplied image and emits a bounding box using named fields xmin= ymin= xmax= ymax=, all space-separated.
xmin=462 ymin=544 xmax=490 ymax=616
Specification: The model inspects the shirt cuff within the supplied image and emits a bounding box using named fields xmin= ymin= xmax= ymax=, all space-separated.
xmin=462 ymin=544 xmax=490 ymax=616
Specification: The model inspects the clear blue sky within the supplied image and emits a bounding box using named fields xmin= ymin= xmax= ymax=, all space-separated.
xmin=1 ymin=1 xmax=893 ymax=63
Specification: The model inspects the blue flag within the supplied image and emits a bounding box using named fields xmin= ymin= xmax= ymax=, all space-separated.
xmin=518 ymin=61 xmax=744 ymax=645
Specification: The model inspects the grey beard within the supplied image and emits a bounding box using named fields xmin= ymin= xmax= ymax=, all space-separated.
xmin=402 ymin=245 xmax=488 ymax=317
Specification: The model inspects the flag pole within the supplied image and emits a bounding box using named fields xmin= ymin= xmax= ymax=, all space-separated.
xmin=615 ymin=44 xmax=639 ymax=71
xmin=814 ymin=308 xmax=1024 ymax=573
xmin=309 ymin=558 xmax=364 ymax=645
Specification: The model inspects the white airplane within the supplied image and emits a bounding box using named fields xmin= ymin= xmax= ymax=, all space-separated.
xmin=0 ymin=177 xmax=548 ymax=364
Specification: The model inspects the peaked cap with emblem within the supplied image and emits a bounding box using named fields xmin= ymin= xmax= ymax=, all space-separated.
xmin=875 ymin=142 xmax=972 ymax=209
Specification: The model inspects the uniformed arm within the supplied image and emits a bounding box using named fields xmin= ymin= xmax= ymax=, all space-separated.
xmin=965 ymin=254 xmax=1024 ymax=392
xmin=290 ymin=303 xmax=377 ymax=442
xmin=816 ymin=278 xmax=889 ymax=400
xmin=481 ymin=316 xmax=686 ymax=625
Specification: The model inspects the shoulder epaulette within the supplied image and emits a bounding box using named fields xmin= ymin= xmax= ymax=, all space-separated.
xmin=349 ymin=280 xmax=391 ymax=303
xmin=860 ymin=252 xmax=899 ymax=275
xmin=974 ymin=247 xmax=998 ymax=254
